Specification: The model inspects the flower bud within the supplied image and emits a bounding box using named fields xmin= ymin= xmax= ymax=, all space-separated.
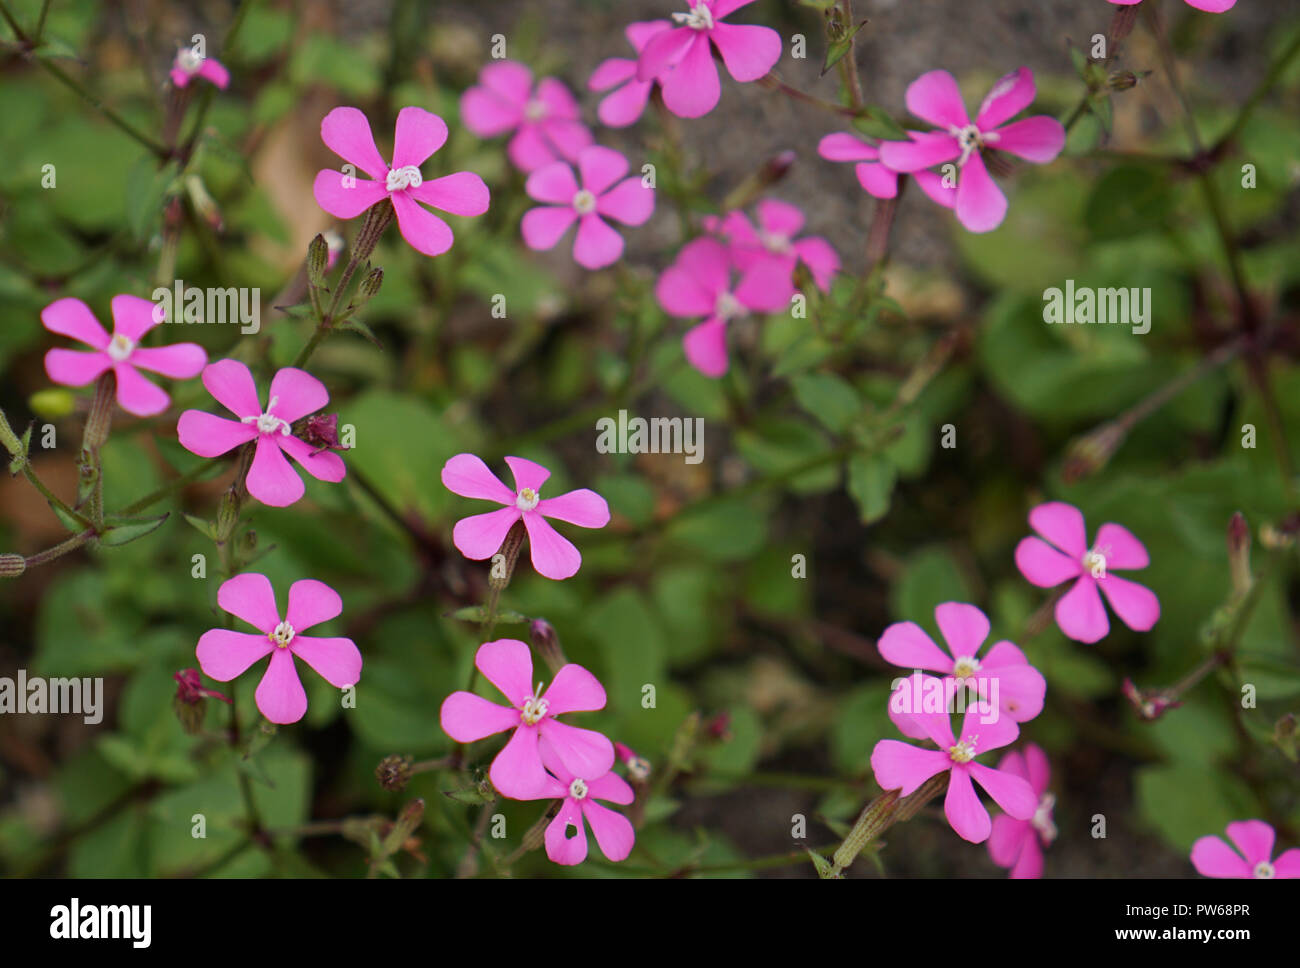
xmin=1107 ymin=70 xmax=1140 ymax=91
xmin=376 ymin=754 xmax=414 ymax=792
xmin=306 ymin=234 xmax=329 ymax=287
xmin=615 ymin=742 xmax=651 ymax=781
xmin=173 ymin=668 xmax=231 ymax=733
xmin=0 ymin=408 xmax=23 ymax=459
xmin=1121 ymin=677 xmax=1180 ymax=721
xmin=358 ymin=266 xmax=384 ymax=302
xmin=0 ymin=553 xmax=26 ymax=577
xmin=1227 ymin=512 xmax=1251 ymax=598
xmin=530 ymin=618 xmax=567 ymax=674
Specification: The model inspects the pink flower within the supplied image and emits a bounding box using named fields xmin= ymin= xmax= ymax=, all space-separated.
xmin=870 ymin=705 xmax=1037 ymax=844
xmin=170 ymin=48 xmax=229 ymax=89
xmin=1014 ymin=501 xmax=1160 ymax=644
xmin=987 ymin=744 xmax=1055 ymax=878
xmin=817 ymin=132 xmax=899 ymax=199
xmin=588 ymin=21 xmax=676 ymax=128
xmin=460 ymin=61 xmax=593 ymax=172
xmin=707 ymin=199 xmax=840 ymax=295
xmin=1191 ymin=821 xmax=1300 ymax=879
xmin=655 ymin=236 xmax=791 ymax=378
xmin=441 ymin=453 xmax=610 ymax=580
xmin=439 ymin=639 xmax=616 ymax=798
xmin=1109 ymin=0 xmax=1234 ymax=10
xmin=176 ymin=359 xmax=347 ymax=508
xmin=196 ymin=574 xmax=362 ymax=725
xmin=521 ymin=145 xmax=654 ymax=269
xmin=880 ymin=602 xmax=1046 ymax=739
xmin=41 ymin=296 xmax=206 ymax=417
xmin=636 ymin=1 xmax=782 ymax=119
xmin=312 ymin=106 xmax=490 ymax=257
xmin=522 ymin=739 xmax=636 ymax=865
xmin=878 ymin=67 xmax=1065 ymax=232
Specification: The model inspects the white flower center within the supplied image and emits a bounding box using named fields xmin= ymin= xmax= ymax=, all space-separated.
xmin=715 ymin=290 xmax=745 ymax=321
xmin=948 ymin=124 xmax=998 ymax=168
xmin=572 ymin=189 xmax=598 ymax=215
xmin=568 ymin=778 xmax=589 ymax=800
xmin=386 ymin=165 xmax=423 ymax=193
xmin=524 ymin=98 xmax=548 ymax=122
xmin=1254 ymin=861 xmax=1275 ymax=879
xmin=520 ymin=682 xmax=549 ymax=725
xmin=177 ymin=48 xmax=205 ymax=74
xmin=951 ymin=655 xmax=981 ymax=681
xmin=241 ymin=395 xmax=292 ymax=436
xmin=268 ymin=621 xmax=295 ymax=648
xmin=106 ymin=333 xmax=135 ymax=362
xmin=323 ymin=229 xmax=345 ymax=255
xmin=758 ymin=230 xmax=793 ymax=254
xmin=948 ymin=735 xmax=978 ymax=763
xmin=1032 ymin=792 xmax=1057 ymax=844
xmin=516 ymin=487 xmax=540 ymax=511
xmin=628 ymin=756 xmax=651 ymax=781
xmin=672 ymin=2 xmax=714 ymax=30
xmin=1083 ymin=548 xmax=1108 ymax=580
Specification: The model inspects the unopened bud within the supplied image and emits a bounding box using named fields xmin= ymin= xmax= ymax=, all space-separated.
xmin=216 ymin=488 xmax=240 ymax=540
xmin=0 ymin=408 xmax=23 ymax=459
xmin=0 ymin=553 xmax=26 ymax=577
xmin=530 ymin=618 xmax=567 ymax=673
xmin=1063 ymin=421 xmax=1127 ymax=483
xmin=358 ymin=266 xmax=384 ymax=302
xmin=172 ymin=668 xmax=231 ymax=733
xmin=1122 ymin=677 xmax=1181 ymax=721
xmin=376 ymin=754 xmax=414 ymax=792
xmin=307 ymin=234 xmax=329 ymax=287
xmin=1227 ymin=512 xmax=1252 ymax=597
xmin=1274 ymin=713 xmax=1298 ymax=761
xmin=615 ymin=742 xmax=651 ymax=781
xmin=1107 ymin=70 xmax=1140 ymax=91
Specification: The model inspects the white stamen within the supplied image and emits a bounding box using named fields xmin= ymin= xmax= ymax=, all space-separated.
xmin=268 ymin=620 xmax=295 ymax=648
xmin=948 ymin=735 xmax=978 ymax=763
xmin=1032 ymin=792 xmax=1058 ymax=844
xmin=568 ymin=778 xmax=589 ymax=800
xmin=520 ymin=682 xmax=549 ymax=725
xmin=516 ymin=487 xmax=540 ymax=511
xmin=715 ymin=290 xmax=745 ymax=321
xmin=1083 ymin=546 xmax=1109 ymax=580
xmin=948 ymin=123 xmax=996 ymax=168
xmin=106 ymin=333 xmax=135 ymax=362
xmin=385 ymin=165 xmax=424 ymax=192
xmin=572 ymin=189 xmax=598 ymax=215
xmin=672 ymin=2 xmax=714 ymax=30
xmin=1254 ymin=861 xmax=1275 ymax=879
xmin=524 ymin=98 xmax=548 ymax=122
xmin=177 ymin=48 xmax=205 ymax=74
xmin=758 ymin=230 xmax=793 ymax=255
xmin=628 ymin=756 xmax=651 ymax=781
xmin=241 ymin=395 xmax=292 ymax=436
xmin=951 ymin=655 xmax=981 ymax=682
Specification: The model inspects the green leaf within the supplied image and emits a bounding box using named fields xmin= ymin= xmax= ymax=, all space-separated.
xmin=99 ymin=513 xmax=169 ymax=546
xmin=851 ymin=106 xmax=909 ymax=142
xmin=125 ymin=158 xmax=179 ymax=243
xmin=792 ymin=372 xmax=861 ymax=433
xmin=846 ymin=452 xmax=895 ymax=524
xmin=821 ymin=20 xmax=867 ymax=75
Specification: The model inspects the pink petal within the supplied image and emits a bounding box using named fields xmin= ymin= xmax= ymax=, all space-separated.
xmin=110 ymin=294 xmax=163 ymax=341
xmin=290 ymin=635 xmax=361 ymax=688
xmin=905 ymin=69 xmax=970 ymax=129
xmin=945 ymin=766 xmax=992 ymax=842
xmin=934 ymin=602 xmax=990 ymax=658
xmin=391 ymin=191 xmax=454 ymax=257
xmin=441 ymin=453 xmax=515 ymax=504
xmin=475 ymin=638 xmax=534 ymax=709
xmin=982 ymin=642 xmax=1046 ymax=722
xmin=626 ymin=19 xmax=672 ymax=53
xmin=277 ymin=435 xmax=347 ymax=483
xmin=988 ymin=813 xmax=1029 ymax=868
xmin=712 ymin=0 xmax=759 ymax=17
xmin=320 ymin=106 xmax=390 ymax=180
xmin=537 ymin=488 xmax=610 ymax=529
xmin=312 ymin=170 xmax=388 ymax=219
xmin=522 ymin=205 xmax=578 ymax=251
xmin=479 ymin=60 xmax=533 ymax=107
xmin=452 ymin=506 xmax=523 ymax=560
xmin=507 ymin=124 xmax=560 ymax=172
xmin=522 ymin=512 xmax=583 ymax=580
xmin=504 ymin=456 xmax=551 ymax=493
xmin=1056 ymin=576 xmax=1109 ymax=644
xmin=460 ymin=85 xmax=523 ymax=138
xmin=391 ymin=106 xmax=447 ymax=170
xmin=572 ymin=213 xmax=624 ymax=269
xmin=1191 ymin=835 xmax=1251 ymax=878
xmin=1271 ymin=848 xmax=1300 ymax=877
xmin=597 ymin=77 xmax=653 ymax=128
xmin=578 ymin=145 xmax=629 ymax=195
xmin=440 ymin=691 xmax=520 ymax=742
xmin=112 ymin=363 xmax=170 ymax=417
xmin=1225 ymin=820 xmax=1275 ymax=867
xmin=1094 ymin=522 xmax=1149 ymax=570
xmin=196 ymin=59 xmax=229 ymax=89
xmin=176 ymin=410 xmax=257 ymax=457
xmin=583 ymin=800 xmax=635 ymax=861
xmin=201 ymin=358 xmax=261 ymax=418
xmin=656 ymin=265 xmax=717 ymax=318
xmin=538 ymin=118 xmax=592 ymax=163
xmin=536 ymin=77 xmax=582 ymax=120
xmin=246 ymin=434 xmax=305 ymax=508
xmin=589 ymin=57 xmax=637 ymax=93
xmin=589 ymin=771 xmax=636 ymax=805
xmin=129 ymin=344 xmax=206 ymax=379
xmin=994 ymin=749 xmax=1028 ymax=782
xmin=545 ymin=798 xmax=589 ymax=865
xmin=735 ymin=264 xmax=794 ymax=312
xmin=542 ymin=663 xmax=607 ymax=715
xmin=877 ymin=621 xmax=953 ymax=673
xmin=597 ymin=177 xmax=654 ymax=226
xmin=660 ymin=33 xmax=720 ymax=118
xmin=975 ymin=66 xmax=1035 ymax=130
xmin=538 ymin=718 xmax=615 ymax=779
xmin=818 ymin=132 xmax=878 ymax=162
xmin=525 ymin=162 xmax=580 ymax=205
xmin=1015 ymin=535 xmax=1082 ymax=588
xmin=793 ymin=237 xmax=839 ymax=291
xmin=1097 ymin=574 xmax=1160 ymax=633
xmin=1009 ymin=834 xmax=1044 ymax=878
xmin=285 ymin=578 xmax=342 ymax=631
xmin=637 ymin=25 xmax=695 ymax=82
xmin=1185 ymin=0 xmax=1236 ymax=9
xmin=968 ymin=762 xmax=1037 ymax=820
xmin=268 ymin=367 xmax=329 ymax=423
xmin=255 ymin=648 xmax=308 ymax=724
xmin=870 ymin=740 xmax=951 ymax=796
xmin=990 ymin=115 xmax=1065 ymax=164
xmin=196 ymin=629 xmax=272 ymax=681
xmin=955 ymin=152 xmax=1007 ymax=233
xmin=913 ymin=169 xmax=956 ymax=209
xmin=683 ymin=317 xmax=729 ymax=378
xmin=677 ymin=236 xmax=732 ymax=296
xmin=856 ymin=162 xmax=899 ymax=198
xmin=710 ymin=22 xmax=782 ymax=83
xmin=887 ymin=689 xmax=932 ymax=740
xmin=41 ymin=297 xmax=109 ymax=349
xmin=877 ymin=130 xmax=961 ymax=172
xmin=1023 ymin=743 xmax=1051 ymax=795
xmin=957 ymin=702 xmax=1020 ymax=753
xmin=756 ymin=199 xmax=804 ymax=238
xmin=45 ymin=348 xmax=110 ymax=387
xmin=1029 ymin=501 xmax=1088 ymax=557
xmin=218 ymin=572 xmax=280 ymax=632
xmin=491 ymin=725 xmax=549 ymax=798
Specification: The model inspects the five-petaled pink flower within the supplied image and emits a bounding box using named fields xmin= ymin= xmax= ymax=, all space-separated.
xmin=881 ymin=602 xmax=1046 ymax=740
xmin=588 ymin=21 xmax=675 ymax=128
xmin=42 ymin=296 xmax=206 ymax=417
xmin=177 ymin=359 xmax=347 ymax=508
xmin=817 ymin=133 xmax=900 ymax=199
xmin=636 ymin=1 xmax=782 ymax=119
xmin=521 ymin=145 xmax=655 ymax=269
xmin=707 ymin=199 xmax=840 ymax=297
xmin=879 ymin=67 xmax=1065 ymax=233
xmin=313 ymin=106 xmax=490 ymax=257
xmin=1014 ymin=501 xmax=1159 ymax=644
xmin=522 ymin=739 xmax=636 ymax=865
xmin=871 ymin=705 xmax=1037 ymax=844
xmin=655 ymin=236 xmax=790 ymax=378
xmin=440 ymin=639 xmax=616 ymax=798
xmin=1191 ymin=821 xmax=1300 ymax=879
xmin=1109 ymin=0 xmax=1234 ymax=11
xmin=988 ymin=743 xmax=1056 ymax=879
xmin=441 ymin=454 xmax=610 ymax=580
xmin=170 ymin=48 xmax=229 ymax=89
xmin=196 ymin=574 xmax=362 ymax=725
xmin=460 ymin=61 xmax=593 ymax=172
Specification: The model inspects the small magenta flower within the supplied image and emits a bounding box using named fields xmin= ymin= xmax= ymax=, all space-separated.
xmin=196 ymin=574 xmax=362 ymax=725
xmin=636 ymin=0 xmax=782 ymax=118
xmin=988 ymin=744 xmax=1055 ymax=879
xmin=441 ymin=454 xmax=610 ymax=581
xmin=460 ymin=61 xmax=593 ymax=172
xmin=879 ymin=67 xmax=1065 ymax=232
xmin=170 ymin=48 xmax=229 ymax=89
xmin=177 ymin=359 xmax=346 ymax=508
xmin=1014 ymin=501 xmax=1160 ymax=644
xmin=1109 ymin=0 xmax=1234 ymax=10
xmin=587 ymin=21 xmax=675 ymax=128
xmin=521 ymin=145 xmax=654 ymax=269
xmin=817 ymin=132 xmax=900 ymax=199
xmin=707 ymin=199 xmax=840 ymax=295
xmin=523 ymin=739 xmax=636 ymax=865
xmin=1191 ymin=821 xmax=1300 ymax=878
xmin=871 ymin=705 xmax=1036 ymax=844
xmin=313 ymin=106 xmax=490 ymax=257
xmin=615 ymin=741 xmax=652 ymax=781
xmin=42 ymin=296 xmax=206 ymax=417
xmin=655 ymin=236 xmax=791 ymax=378
xmin=440 ymin=639 xmax=616 ymax=798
